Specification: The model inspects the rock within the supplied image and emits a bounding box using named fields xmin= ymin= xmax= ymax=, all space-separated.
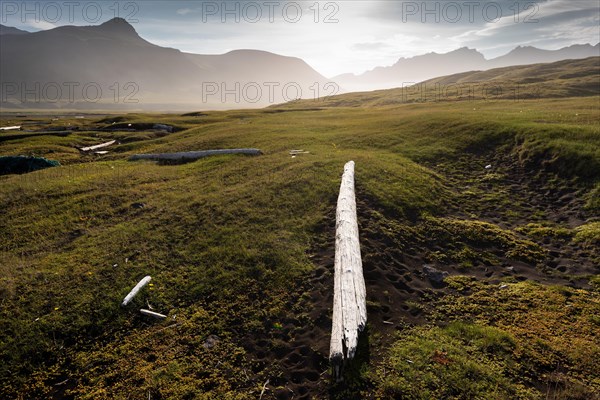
xmin=131 ymin=202 xmax=145 ymax=209
xmin=0 ymin=155 xmax=60 ymax=175
xmin=485 ymin=164 xmax=492 ymax=169
xmin=152 ymin=123 xmax=174 ymax=133
xmin=423 ymin=265 xmax=449 ymax=284
xmin=203 ymin=334 xmax=221 ymax=349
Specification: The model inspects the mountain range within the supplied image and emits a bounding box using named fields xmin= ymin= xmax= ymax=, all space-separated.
xmin=1 ymin=18 xmax=598 ymax=110
xmin=0 ymin=25 xmax=29 ymax=35
xmin=334 ymin=44 xmax=600 ymax=92
xmin=0 ymin=19 xmax=330 ymax=110
xmin=277 ymin=57 xmax=600 ymax=109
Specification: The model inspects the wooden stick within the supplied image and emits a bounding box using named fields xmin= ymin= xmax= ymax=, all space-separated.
xmin=122 ymin=276 xmax=151 ymax=306
xmin=259 ymin=379 xmax=269 ymax=400
xmin=140 ymin=309 xmax=167 ymax=319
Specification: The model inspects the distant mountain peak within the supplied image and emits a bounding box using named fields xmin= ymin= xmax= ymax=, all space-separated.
xmin=100 ymin=17 xmax=130 ymax=26
xmin=0 ymin=24 xmax=30 ymax=35
xmin=98 ymin=17 xmax=137 ymax=35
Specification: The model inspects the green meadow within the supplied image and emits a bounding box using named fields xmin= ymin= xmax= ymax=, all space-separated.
xmin=1 ymin=94 xmax=599 ymax=398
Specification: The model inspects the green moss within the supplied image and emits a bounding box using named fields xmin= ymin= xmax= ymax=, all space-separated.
xmin=573 ymin=222 xmax=600 ymax=245
xmin=373 ymin=323 xmax=536 ymax=399
xmin=516 ymin=223 xmax=573 ymax=240
xmin=423 ymin=217 xmax=547 ymax=264
xmin=429 ymin=279 xmax=600 ymax=397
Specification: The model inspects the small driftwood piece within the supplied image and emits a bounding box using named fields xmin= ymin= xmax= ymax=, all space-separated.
xmin=0 ymin=125 xmax=21 ymax=131
xmin=329 ymin=161 xmax=366 ymax=381
xmin=80 ymin=140 xmax=116 ymax=152
xmin=129 ymin=149 xmax=261 ymax=162
xmin=289 ymin=149 xmax=310 ymax=156
xmin=122 ymin=276 xmax=151 ymax=306
xmin=140 ymin=309 xmax=167 ymax=319
xmin=259 ymin=379 xmax=269 ymax=400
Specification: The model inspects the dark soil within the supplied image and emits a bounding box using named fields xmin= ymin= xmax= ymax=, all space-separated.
xmin=235 ymin=149 xmax=598 ymax=399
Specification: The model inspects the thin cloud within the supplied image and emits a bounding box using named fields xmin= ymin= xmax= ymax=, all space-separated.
xmin=176 ymin=8 xmax=198 ymax=16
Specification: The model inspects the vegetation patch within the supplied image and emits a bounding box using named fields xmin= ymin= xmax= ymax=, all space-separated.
xmin=1 ymin=97 xmax=598 ymax=398
xmin=516 ymin=223 xmax=573 ymax=240
xmin=372 ymin=322 xmax=536 ymax=399
xmin=573 ymin=222 xmax=600 ymax=245
xmin=422 ymin=217 xmax=547 ymax=264
xmin=430 ymin=278 xmax=600 ymax=398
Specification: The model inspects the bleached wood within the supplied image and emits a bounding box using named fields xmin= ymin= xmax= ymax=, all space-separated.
xmin=129 ymin=149 xmax=261 ymax=162
xmin=140 ymin=309 xmax=167 ymax=319
xmin=0 ymin=126 xmax=21 ymax=131
xmin=122 ymin=276 xmax=151 ymax=306
xmin=80 ymin=140 xmax=116 ymax=152
xmin=329 ymin=161 xmax=366 ymax=380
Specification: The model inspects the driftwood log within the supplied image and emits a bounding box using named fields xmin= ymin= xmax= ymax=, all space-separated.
xmin=329 ymin=161 xmax=367 ymax=381
xmin=80 ymin=140 xmax=116 ymax=152
xmin=129 ymin=149 xmax=261 ymax=162
xmin=0 ymin=125 xmax=21 ymax=131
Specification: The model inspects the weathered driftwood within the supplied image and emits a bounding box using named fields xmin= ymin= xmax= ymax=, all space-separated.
xmin=289 ymin=149 xmax=310 ymax=156
xmin=122 ymin=276 xmax=152 ymax=306
xmin=0 ymin=125 xmax=21 ymax=131
xmin=329 ymin=161 xmax=367 ymax=381
xmin=129 ymin=149 xmax=262 ymax=162
xmin=140 ymin=309 xmax=167 ymax=319
xmin=80 ymin=140 xmax=116 ymax=152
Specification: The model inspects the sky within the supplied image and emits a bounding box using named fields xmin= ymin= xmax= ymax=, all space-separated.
xmin=1 ymin=0 xmax=599 ymax=77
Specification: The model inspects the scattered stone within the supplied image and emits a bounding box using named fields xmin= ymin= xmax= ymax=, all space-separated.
xmin=153 ymin=123 xmax=174 ymax=133
xmin=423 ymin=265 xmax=449 ymax=284
xmin=0 ymin=155 xmax=60 ymax=175
xmin=131 ymin=202 xmax=146 ymax=209
xmin=203 ymin=334 xmax=221 ymax=349
xmin=485 ymin=164 xmax=492 ymax=169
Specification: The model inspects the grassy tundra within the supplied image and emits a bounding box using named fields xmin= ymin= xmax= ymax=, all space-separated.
xmin=1 ymin=93 xmax=599 ymax=399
